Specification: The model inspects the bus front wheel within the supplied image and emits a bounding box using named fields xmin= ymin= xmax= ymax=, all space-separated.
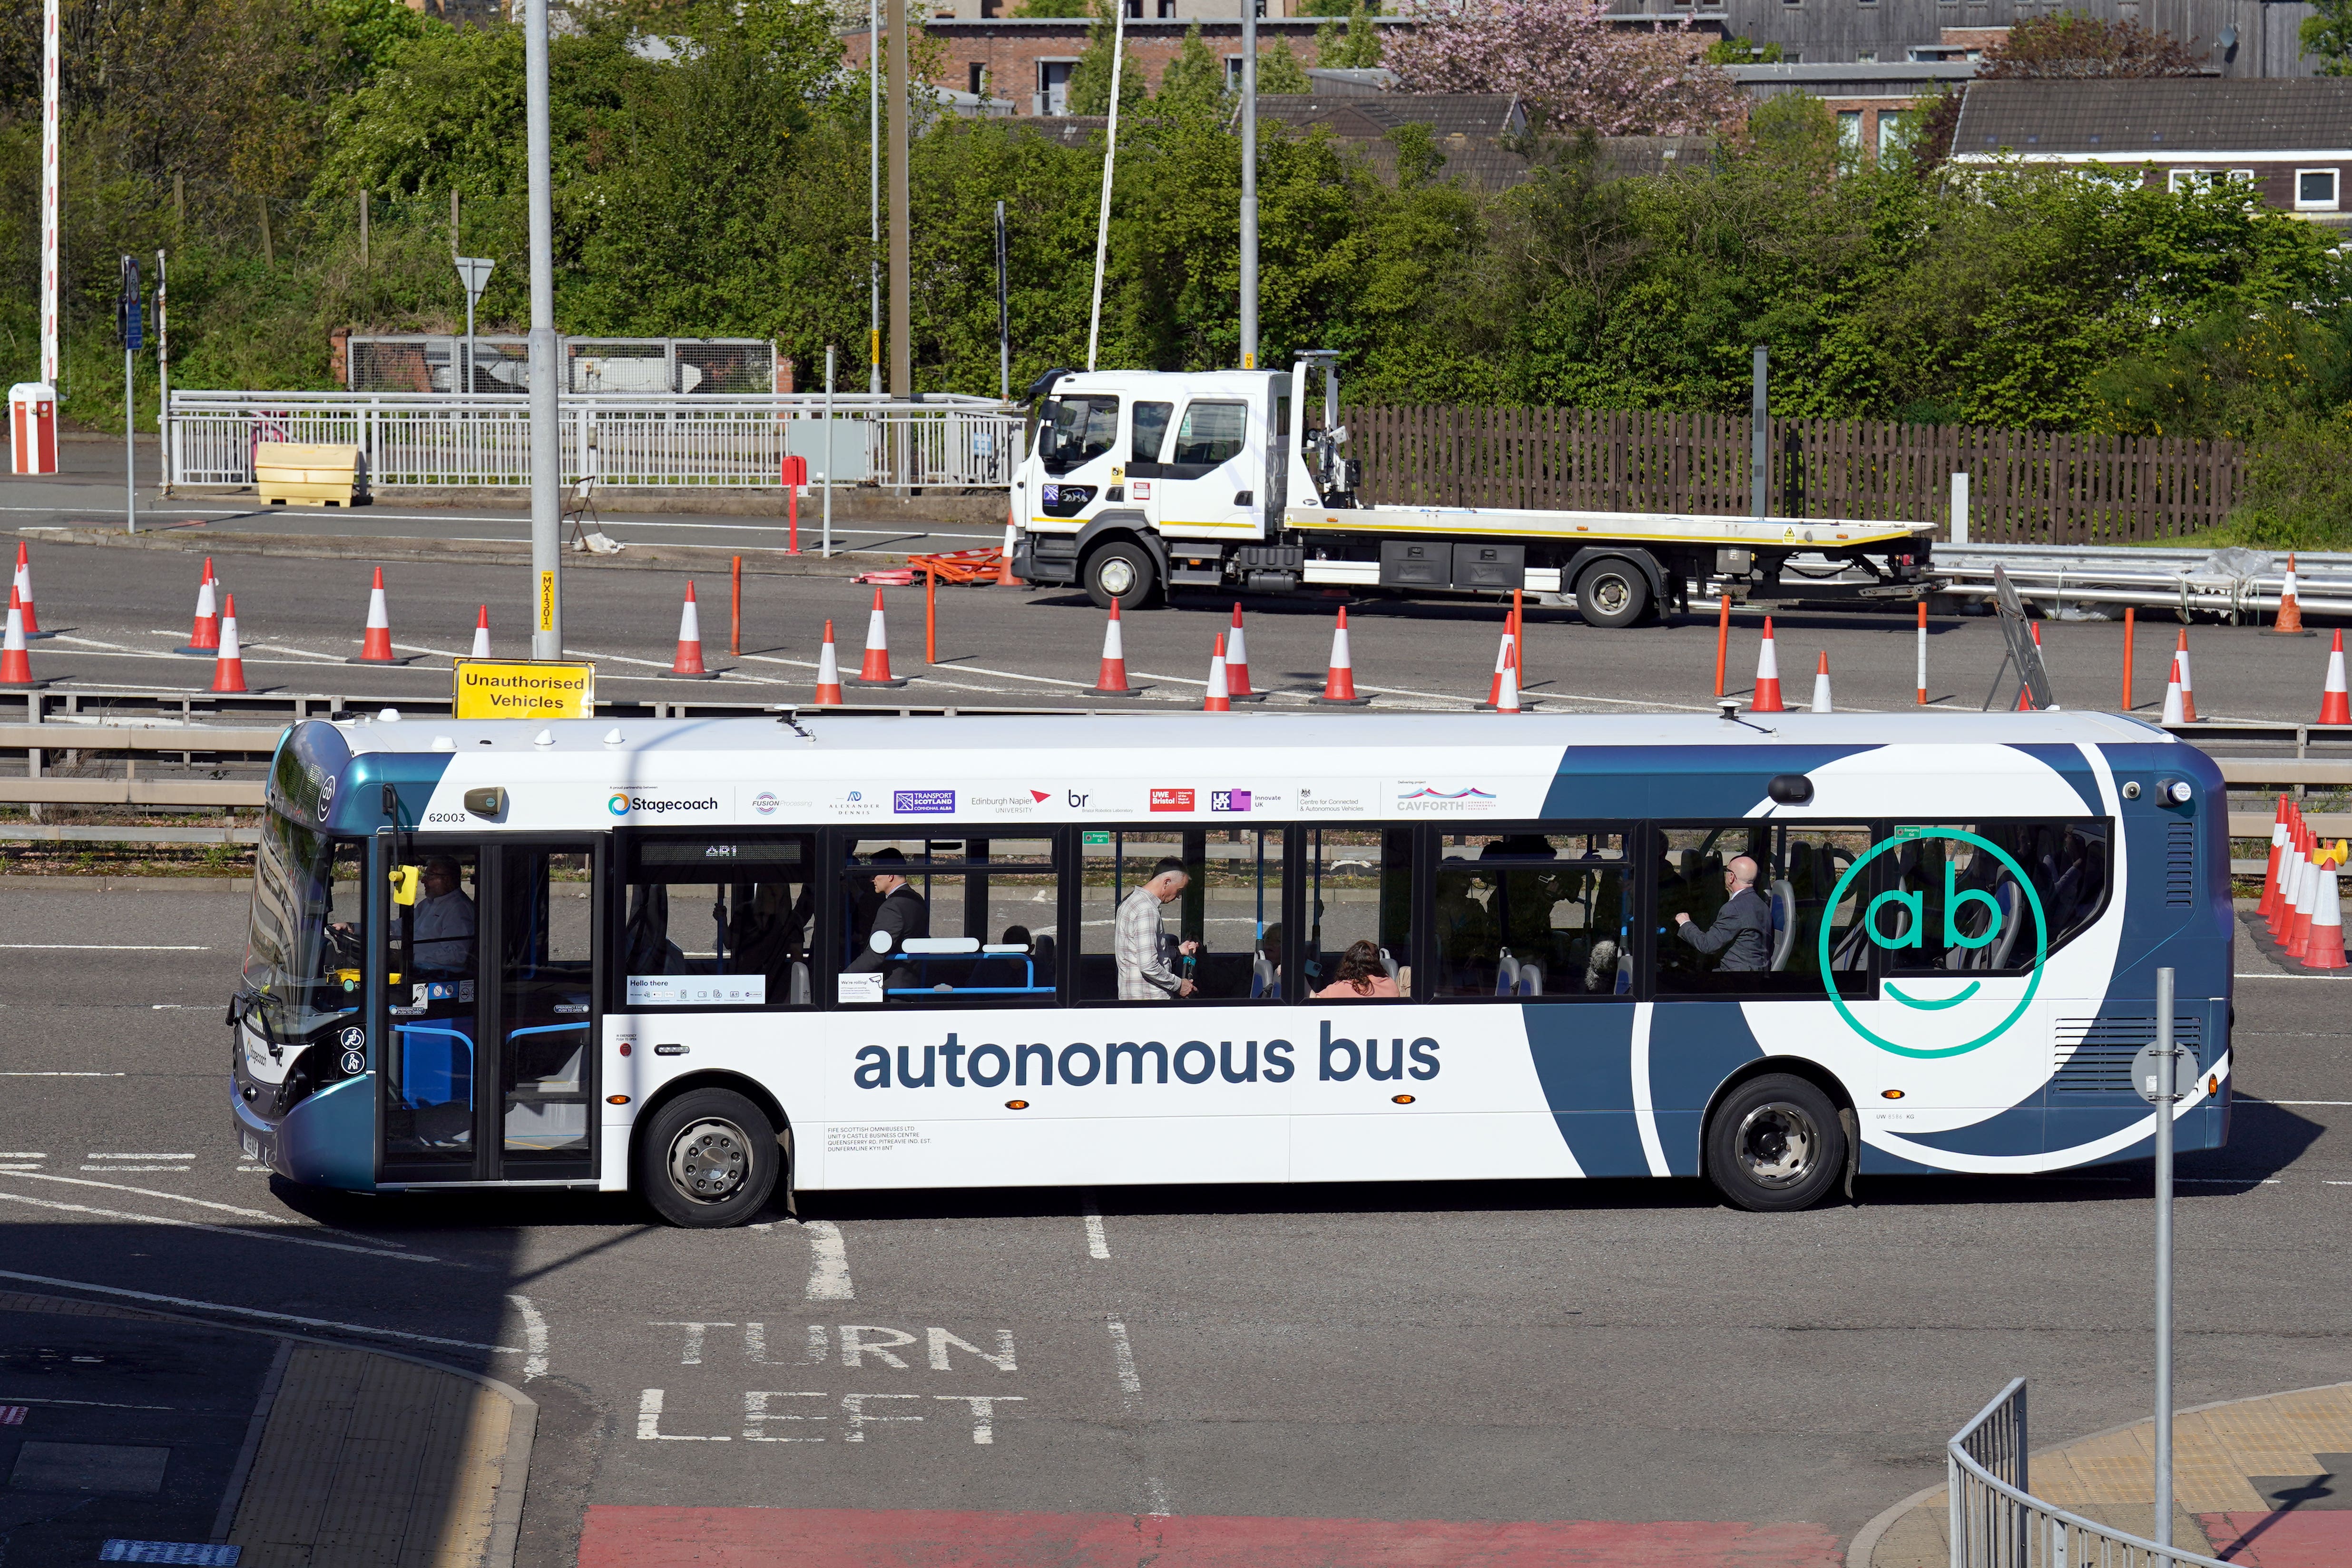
xmin=1705 ymin=1073 xmax=1845 ymax=1213
xmin=638 ymin=1088 xmax=781 ymax=1228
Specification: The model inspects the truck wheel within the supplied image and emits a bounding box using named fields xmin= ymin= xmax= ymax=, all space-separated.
xmin=1084 ymin=541 xmax=1159 ymax=611
xmin=638 ymin=1088 xmax=781 ymax=1228
xmin=1576 ymin=559 xmax=1649 ymax=629
xmin=1705 ymin=1073 xmax=1846 ymax=1213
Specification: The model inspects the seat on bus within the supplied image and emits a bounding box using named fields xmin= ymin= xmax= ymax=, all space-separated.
xmin=790 ymin=960 xmax=812 ymax=1006
xmin=1767 ymin=879 xmax=1797 ymax=971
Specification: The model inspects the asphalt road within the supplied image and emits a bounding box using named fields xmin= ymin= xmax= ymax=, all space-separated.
xmin=0 ymin=888 xmax=2344 ymax=1566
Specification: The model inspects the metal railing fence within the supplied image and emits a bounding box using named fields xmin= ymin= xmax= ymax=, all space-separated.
xmin=1948 ymin=1380 xmax=2230 ymax=1568
xmin=165 ymin=391 xmax=1022 ymax=492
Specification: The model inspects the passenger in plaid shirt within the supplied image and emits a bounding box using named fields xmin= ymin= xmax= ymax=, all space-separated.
xmin=1116 ymin=858 xmax=1198 ymax=1000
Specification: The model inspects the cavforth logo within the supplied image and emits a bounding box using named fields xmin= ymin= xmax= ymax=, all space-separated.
xmin=1822 ymin=827 xmax=2047 ymax=1060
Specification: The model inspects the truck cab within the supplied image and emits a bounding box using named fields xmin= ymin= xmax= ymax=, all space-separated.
xmin=1011 ymin=368 xmax=1305 ymax=608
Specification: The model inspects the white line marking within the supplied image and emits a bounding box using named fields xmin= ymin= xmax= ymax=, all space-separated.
xmin=803 ymin=1219 xmax=854 ymax=1300
xmin=0 ymin=1269 xmax=519 ymax=1352
xmin=0 ymin=945 xmax=208 ymax=951
xmin=1106 ymin=1318 xmax=1142 ymax=1398
xmin=2270 ymin=1101 xmax=2352 ymax=1106
xmin=1081 ymin=1194 xmax=1110 ymax=1260
xmin=2177 ymin=1177 xmax=2281 ymax=1184
xmin=508 ymin=1293 xmax=549 ymax=1382
xmin=0 ymin=1169 xmax=296 ymax=1222
xmin=0 ymin=1190 xmax=446 ymax=1264
xmin=86 ymin=1154 xmax=197 ymax=1160
xmin=2234 ymin=972 xmax=2349 ymax=980
xmin=77 ymin=1166 xmax=188 ymax=1173
xmin=0 ymin=1154 xmax=43 ymax=1159
xmin=0 ymin=1395 xmax=177 ymax=1409
xmin=0 ymin=1072 xmax=125 ymax=1077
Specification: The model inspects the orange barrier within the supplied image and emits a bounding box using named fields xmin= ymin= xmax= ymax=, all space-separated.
xmin=905 ymin=548 xmax=1007 ymax=586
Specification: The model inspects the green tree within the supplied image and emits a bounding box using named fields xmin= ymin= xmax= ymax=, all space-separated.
xmin=1314 ymin=0 xmax=1382 ymax=69
xmin=1154 ymin=24 xmax=1225 ymax=115
xmin=1065 ymin=0 xmax=1146 ymax=114
xmin=1703 ymin=34 xmax=1782 ymax=63
xmin=1255 ymin=36 xmax=1312 ymax=91
xmin=2304 ymin=0 xmax=2352 ymax=71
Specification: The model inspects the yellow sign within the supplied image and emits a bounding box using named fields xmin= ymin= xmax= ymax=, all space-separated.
xmin=453 ymin=659 xmax=596 ymax=721
xmin=538 ymin=570 xmax=556 ymax=633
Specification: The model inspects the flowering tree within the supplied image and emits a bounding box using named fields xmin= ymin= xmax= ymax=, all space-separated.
xmin=1385 ymin=0 xmax=1744 ymax=136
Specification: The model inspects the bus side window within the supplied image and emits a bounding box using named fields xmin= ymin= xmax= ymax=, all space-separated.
xmin=619 ymin=834 xmax=814 ymax=1009
xmin=1433 ymin=828 xmax=1632 ymax=999
xmin=1885 ymin=821 xmax=2106 ymax=972
xmin=1654 ymin=823 xmax=1873 ymax=997
xmin=839 ymin=836 xmax=1060 ymax=1005
xmin=1304 ymin=828 xmax=1412 ymax=1001
xmin=1077 ymin=829 xmax=1283 ymax=1002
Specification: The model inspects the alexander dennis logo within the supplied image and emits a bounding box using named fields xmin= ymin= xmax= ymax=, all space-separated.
xmin=1824 ymin=827 xmax=2047 ymax=1060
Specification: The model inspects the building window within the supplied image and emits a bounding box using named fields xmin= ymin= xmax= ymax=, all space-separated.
xmin=1837 ymin=109 xmax=1862 ymax=149
xmin=1037 ymin=59 xmax=1074 ymax=114
xmin=1122 ymin=0 xmax=1139 ymax=16
xmin=1158 ymin=0 xmax=1175 ymax=14
xmin=968 ymin=61 xmax=986 ymax=95
xmin=1878 ymin=110 xmax=1908 ymax=158
xmin=2298 ymin=168 xmax=2341 ymax=211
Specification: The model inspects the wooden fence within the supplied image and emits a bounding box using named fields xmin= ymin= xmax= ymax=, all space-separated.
xmin=1341 ymin=405 xmax=2244 ymax=544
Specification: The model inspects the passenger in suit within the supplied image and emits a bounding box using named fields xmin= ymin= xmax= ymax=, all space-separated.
xmin=1673 ymin=853 xmax=1772 ymax=972
xmin=846 ymin=848 xmax=928 ymax=988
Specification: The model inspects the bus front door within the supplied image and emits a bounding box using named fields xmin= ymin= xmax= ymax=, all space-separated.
xmin=379 ymin=839 xmax=601 ymax=1184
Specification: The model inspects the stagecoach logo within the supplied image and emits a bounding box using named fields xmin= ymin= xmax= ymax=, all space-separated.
xmin=608 ymin=790 xmax=720 ymax=817
xmin=608 ymin=791 xmax=630 ymax=817
xmin=1823 ymin=826 xmax=2048 ymax=1060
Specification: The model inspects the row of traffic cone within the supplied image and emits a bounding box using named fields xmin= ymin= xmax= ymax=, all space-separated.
xmin=2260 ymin=795 xmax=2348 ymax=970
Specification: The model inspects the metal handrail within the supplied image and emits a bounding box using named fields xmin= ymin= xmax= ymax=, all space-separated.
xmin=1946 ymin=1379 xmax=2232 ymax=1568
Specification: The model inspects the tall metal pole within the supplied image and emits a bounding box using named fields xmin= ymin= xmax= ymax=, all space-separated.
xmin=822 ymin=345 xmax=836 ymax=559
xmin=995 ymin=200 xmax=1009 ymax=401
xmin=1238 ymin=0 xmax=1257 ymax=369
xmin=1085 ymin=7 xmax=1126 ymax=372
xmin=869 ymin=0 xmax=882 ymax=395
xmin=120 ymin=255 xmax=138 ymax=534
xmin=2153 ymin=965 xmax=2177 ymax=1553
xmin=154 ymin=250 xmax=168 ymax=499
xmin=887 ymin=0 xmax=911 ymax=398
xmin=1750 ymin=345 xmax=1768 ymax=519
xmin=39 ymin=0 xmax=59 ymax=402
xmin=525 ymin=0 xmax=561 ymax=657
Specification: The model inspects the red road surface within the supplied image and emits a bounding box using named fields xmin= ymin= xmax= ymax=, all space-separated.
xmin=2200 ymin=1511 xmax=2352 ymax=1566
xmin=580 ymin=1507 xmax=1845 ymax=1568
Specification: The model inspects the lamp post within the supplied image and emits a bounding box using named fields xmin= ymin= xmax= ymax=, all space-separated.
xmin=524 ymin=0 xmax=559 ymax=657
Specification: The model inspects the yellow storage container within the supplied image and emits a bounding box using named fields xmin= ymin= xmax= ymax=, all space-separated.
xmin=254 ymin=442 xmax=368 ymax=507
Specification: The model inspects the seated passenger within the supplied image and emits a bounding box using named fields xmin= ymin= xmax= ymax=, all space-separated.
xmin=1314 ymin=939 xmax=1400 ymax=1000
xmin=1673 ymin=854 xmax=1770 ymax=972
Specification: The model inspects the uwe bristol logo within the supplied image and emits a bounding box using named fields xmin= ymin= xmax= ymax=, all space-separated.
xmin=1822 ymin=827 xmax=2047 ymax=1060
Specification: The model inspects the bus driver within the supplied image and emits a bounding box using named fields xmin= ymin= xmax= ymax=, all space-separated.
xmin=412 ymin=857 xmax=478 ymax=974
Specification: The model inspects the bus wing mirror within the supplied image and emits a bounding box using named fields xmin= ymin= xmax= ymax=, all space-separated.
xmin=392 ymin=865 xmax=421 ymax=906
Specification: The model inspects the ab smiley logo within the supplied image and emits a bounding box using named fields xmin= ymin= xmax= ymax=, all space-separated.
xmin=1821 ymin=827 xmax=2048 ymax=1060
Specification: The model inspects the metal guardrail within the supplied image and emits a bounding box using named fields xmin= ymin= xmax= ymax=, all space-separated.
xmin=164 ymin=391 xmax=1022 ymax=492
xmin=1937 ymin=543 xmax=2352 ymax=622
xmin=1948 ymin=1379 xmax=2228 ymax=1568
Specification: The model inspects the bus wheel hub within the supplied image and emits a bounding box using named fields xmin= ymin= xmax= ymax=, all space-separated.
xmin=1735 ymin=1102 xmax=1817 ymax=1188
xmin=669 ymin=1118 xmax=750 ymax=1201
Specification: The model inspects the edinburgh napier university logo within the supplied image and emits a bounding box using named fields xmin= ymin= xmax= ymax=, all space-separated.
xmin=1822 ymin=827 xmax=2048 ymax=1060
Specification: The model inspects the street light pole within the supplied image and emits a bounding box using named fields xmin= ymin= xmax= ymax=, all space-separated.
xmin=887 ymin=0 xmax=911 ymax=398
xmin=524 ymin=0 xmax=560 ymax=658
xmin=869 ymin=0 xmax=882 ymax=395
xmin=2153 ymin=965 xmax=2178 ymax=1552
xmin=1238 ymin=0 xmax=1257 ymax=370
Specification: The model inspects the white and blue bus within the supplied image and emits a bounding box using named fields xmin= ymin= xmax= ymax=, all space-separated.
xmin=229 ymin=710 xmax=2231 ymax=1226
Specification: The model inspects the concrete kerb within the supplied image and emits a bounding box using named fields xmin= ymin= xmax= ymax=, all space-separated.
xmin=15 ymin=524 xmax=917 ymax=580
xmin=1847 ymin=1379 xmax=2352 ymax=1568
xmin=0 ymin=1286 xmax=537 ymax=1568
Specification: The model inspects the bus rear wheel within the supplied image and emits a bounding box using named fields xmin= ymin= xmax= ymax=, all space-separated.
xmin=1705 ymin=1073 xmax=1845 ymax=1213
xmin=639 ymin=1088 xmax=781 ymax=1228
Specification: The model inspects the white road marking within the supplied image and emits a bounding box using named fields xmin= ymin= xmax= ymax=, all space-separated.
xmin=1106 ymin=1318 xmax=1142 ymax=1399
xmin=0 ymin=1269 xmax=519 ymax=1352
xmin=742 ymin=1390 xmax=827 ymax=1440
xmin=1082 ymin=1194 xmax=1110 ymax=1259
xmin=654 ymin=1321 xmax=731 ymax=1365
xmin=928 ymin=1328 xmax=1018 ymax=1372
xmin=934 ymin=1393 xmax=1024 ymax=1444
xmin=0 ymin=945 xmax=208 ymax=951
xmin=2177 ymin=1177 xmax=2281 ymax=1184
xmin=0 ymin=1153 xmax=43 ymax=1159
xmin=508 ymin=1293 xmax=549 ymax=1382
xmin=803 ymin=1219 xmax=854 ymax=1300
xmin=840 ymin=1326 xmax=916 ymax=1368
xmin=842 ymin=1392 xmax=923 ymax=1441
xmin=2234 ymin=972 xmax=2348 ymax=980
xmin=637 ymin=1388 xmax=726 ymax=1440
xmin=78 ymin=1166 xmax=189 ymax=1173
xmin=2271 ymin=1101 xmax=2352 ymax=1106
xmin=0 ymin=1190 xmax=445 ymax=1264
xmin=0 ymin=1072 xmax=125 ymax=1077
xmin=0 ymin=1174 xmax=406 ymax=1243
xmin=0 ymin=1395 xmax=175 ymax=1410
xmin=86 ymin=1154 xmax=196 ymax=1160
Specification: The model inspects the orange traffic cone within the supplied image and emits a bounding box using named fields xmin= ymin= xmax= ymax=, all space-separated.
xmin=2323 ymin=630 xmax=2351 ymax=725
xmin=349 ymin=566 xmax=414 ymax=664
xmin=1225 ymin=603 xmax=1264 ymax=702
xmin=11 ymin=541 xmax=48 ymax=638
xmin=1088 ymin=600 xmax=1140 ymax=696
xmin=995 ymin=518 xmax=1023 ymax=588
xmin=2272 ymin=554 xmax=2309 ymax=635
xmin=1204 ymin=634 xmax=1232 ymax=712
xmin=1493 ymin=638 xmax=1521 ymax=714
xmin=1810 ymin=651 xmax=1832 ymax=714
xmin=2288 ymin=830 xmax=2317 ymax=959
xmin=2308 ymin=851 xmax=2348 ymax=970
xmin=2272 ymin=818 xmax=2306 ymax=942
xmin=1310 ymin=607 xmax=1371 ymax=706
xmin=668 ymin=581 xmax=718 ymax=679
xmin=1751 ymin=617 xmax=1785 ymax=712
xmin=853 ymin=587 xmax=908 ymax=687
xmin=470 ymin=606 xmax=490 ymax=660
xmin=211 ymin=593 xmax=248 ymax=694
xmin=2260 ymin=796 xmax=2288 ymax=925
xmin=1477 ymin=611 xmax=1517 ymax=711
xmin=2172 ymin=630 xmax=2199 ymax=721
xmin=0 ymin=587 xmax=37 ymax=688
xmin=2160 ymin=651 xmax=2186 ymax=725
xmin=813 ymin=619 xmax=845 ymax=705
xmin=175 ymin=557 xmax=219 ymax=655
